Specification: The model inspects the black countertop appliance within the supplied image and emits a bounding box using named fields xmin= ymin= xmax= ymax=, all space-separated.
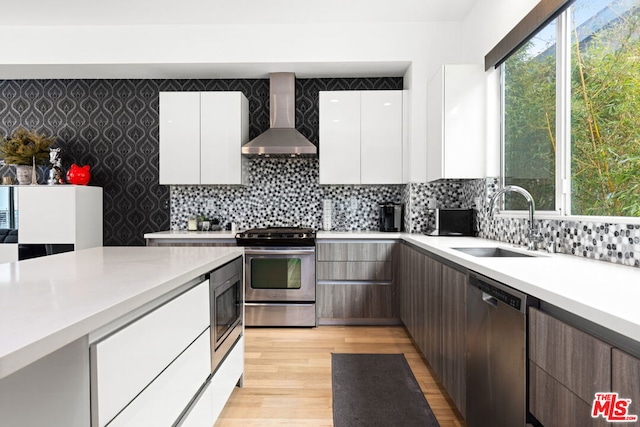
xmin=379 ymin=202 xmax=403 ymax=232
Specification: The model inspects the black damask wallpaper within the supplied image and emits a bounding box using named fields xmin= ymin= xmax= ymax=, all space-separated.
xmin=0 ymin=77 xmax=402 ymax=246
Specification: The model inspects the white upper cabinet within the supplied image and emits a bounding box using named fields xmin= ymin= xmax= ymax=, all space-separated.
xmin=319 ymin=91 xmax=361 ymax=185
xmin=427 ymin=65 xmax=485 ymax=182
xmin=159 ymin=92 xmax=249 ymax=185
xmin=159 ymin=92 xmax=200 ymax=185
xmin=200 ymin=92 xmax=249 ymax=185
xmin=319 ymin=90 xmax=403 ymax=185
xmin=361 ymin=91 xmax=403 ymax=184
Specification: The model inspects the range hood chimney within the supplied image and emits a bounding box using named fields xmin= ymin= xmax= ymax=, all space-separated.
xmin=241 ymin=73 xmax=317 ymax=158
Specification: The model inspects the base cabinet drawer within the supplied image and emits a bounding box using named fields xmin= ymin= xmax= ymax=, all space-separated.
xmin=316 ymin=242 xmax=395 ymax=261
xmin=612 ymin=348 xmax=640 ymax=414
xmin=317 ymin=261 xmax=392 ymax=281
xmin=529 ymin=307 xmax=611 ymax=402
xmin=178 ymin=336 xmax=244 ymax=427
xmin=317 ymin=283 xmax=397 ymax=325
xmin=109 ymin=330 xmax=211 ymax=427
xmin=91 ymin=280 xmax=210 ymax=427
xmin=529 ymin=361 xmax=608 ymax=427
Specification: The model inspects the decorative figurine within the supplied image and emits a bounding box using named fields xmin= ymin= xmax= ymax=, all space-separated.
xmin=48 ymin=148 xmax=65 ymax=185
xmin=31 ymin=156 xmax=37 ymax=185
xmin=66 ymin=164 xmax=91 ymax=185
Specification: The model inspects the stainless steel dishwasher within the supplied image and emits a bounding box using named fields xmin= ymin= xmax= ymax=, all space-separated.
xmin=466 ymin=271 xmax=538 ymax=427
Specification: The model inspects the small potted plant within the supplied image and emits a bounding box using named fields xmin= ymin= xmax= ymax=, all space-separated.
xmin=0 ymin=128 xmax=55 ymax=185
xmin=198 ymin=214 xmax=211 ymax=231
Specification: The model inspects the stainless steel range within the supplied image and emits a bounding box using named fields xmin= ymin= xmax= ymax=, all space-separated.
xmin=236 ymin=227 xmax=316 ymax=327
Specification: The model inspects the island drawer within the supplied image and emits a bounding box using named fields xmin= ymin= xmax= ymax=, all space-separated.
xmin=178 ymin=336 xmax=244 ymax=426
xmin=91 ymin=279 xmax=210 ymax=427
xmin=109 ymin=329 xmax=211 ymax=427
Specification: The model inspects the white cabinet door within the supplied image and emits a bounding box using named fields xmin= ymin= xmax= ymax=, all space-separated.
xmin=159 ymin=92 xmax=201 ymax=185
xmin=361 ymin=91 xmax=403 ymax=184
xmin=427 ymin=67 xmax=445 ymax=182
xmin=18 ymin=186 xmax=76 ymax=244
xmin=17 ymin=186 xmax=103 ymax=249
xmin=319 ymin=91 xmax=361 ymax=185
xmin=427 ymin=65 xmax=485 ymax=181
xmin=201 ymin=92 xmax=249 ymax=185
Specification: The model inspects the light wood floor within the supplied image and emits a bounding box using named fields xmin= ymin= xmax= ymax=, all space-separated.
xmin=215 ymin=326 xmax=466 ymax=426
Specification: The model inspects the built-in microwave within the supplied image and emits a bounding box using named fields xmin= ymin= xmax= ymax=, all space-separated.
xmin=209 ymin=257 xmax=243 ymax=373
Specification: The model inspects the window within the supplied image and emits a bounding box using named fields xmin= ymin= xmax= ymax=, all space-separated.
xmin=503 ymin=0 xmax=640 ymax=217
xmin=503 ymin=18 xmax=558 ymax=211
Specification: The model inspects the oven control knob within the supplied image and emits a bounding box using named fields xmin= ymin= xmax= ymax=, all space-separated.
xmin=299 ymin=233 xmax=303 ymax=238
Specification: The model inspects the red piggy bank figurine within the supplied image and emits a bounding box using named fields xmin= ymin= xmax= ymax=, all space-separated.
xmin=66 ymin=164 xmax=91 ymax=185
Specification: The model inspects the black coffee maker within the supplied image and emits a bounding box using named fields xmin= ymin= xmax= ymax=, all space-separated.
xmin=379 ymin=203 xmax=403 ymax=232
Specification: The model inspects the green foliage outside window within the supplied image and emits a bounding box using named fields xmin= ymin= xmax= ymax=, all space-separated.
xmin=504 ymin=40 xmax=556 ymax=211
xmin=571 ymin=5 xmax=640 ymax=216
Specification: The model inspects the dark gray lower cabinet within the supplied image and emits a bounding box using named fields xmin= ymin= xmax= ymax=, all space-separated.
xmin=399 ymin=243 xmax=427 ymax=354
xmin=529 ymin=361 xmax=607 ymax=427
xmin=441 ymin=264 xmax=466 ymax=417
xmin=424 ymin=256 xmax=443 ymax=379
xmin=612 ymin=348 xmax=640 ymax=417
xmin=529 ymin=307 xmax=612 ymax=426
xmin=399 ymin=242 xmax=465 ymax=417
xmin=316 ymin=240 xmax=399 ymax=325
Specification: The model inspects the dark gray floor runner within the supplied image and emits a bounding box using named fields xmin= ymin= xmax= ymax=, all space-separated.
xmin=331 ymin=353 xmax=440 ymax=427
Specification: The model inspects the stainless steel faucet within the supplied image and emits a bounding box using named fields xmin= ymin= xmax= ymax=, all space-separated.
xmin=488 ymin=185 xmax=542 ymax=251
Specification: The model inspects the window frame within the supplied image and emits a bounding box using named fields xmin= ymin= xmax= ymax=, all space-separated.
xmin=499 ymin=3 xmax=640 ymax=224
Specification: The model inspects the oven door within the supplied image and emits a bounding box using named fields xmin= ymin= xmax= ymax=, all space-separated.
xmin=245 ymin=247 xmax=315 ymax=302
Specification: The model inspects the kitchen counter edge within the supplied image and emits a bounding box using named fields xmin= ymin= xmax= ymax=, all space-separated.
xmin=0 ymin=246 xmax=243 ymax=380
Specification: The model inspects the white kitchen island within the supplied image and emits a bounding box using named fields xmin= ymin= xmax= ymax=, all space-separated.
xmin=0 ymin=245 xmax=244 ymax=427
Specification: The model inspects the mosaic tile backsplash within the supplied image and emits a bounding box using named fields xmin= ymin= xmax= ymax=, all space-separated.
xmin=472 ymin=178 xmax=640 ymax=268
xmin=173 ymin=167 xmax=639 ymax=268
xmin=171 ymin=158 xmax=404 ymax=232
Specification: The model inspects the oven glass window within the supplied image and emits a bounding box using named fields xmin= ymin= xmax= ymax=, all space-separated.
xmin=215 ymin=280 xmax=240 ymax=342
xmin=250 ymin=258 xmax=302 ymax=289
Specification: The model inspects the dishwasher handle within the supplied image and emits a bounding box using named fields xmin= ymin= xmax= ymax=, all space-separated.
xmin=482 ymin=292 xmax=498 ymax=308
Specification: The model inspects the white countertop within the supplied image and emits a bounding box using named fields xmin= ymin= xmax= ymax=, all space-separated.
xmin=0 ymin=246 xmax=243 ymax=380
xmin=143 ymin=229 xmax=640 ymax=343
xmin=145 ymin=230 xmax=237 ymax=239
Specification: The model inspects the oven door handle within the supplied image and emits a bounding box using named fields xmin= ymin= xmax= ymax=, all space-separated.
xmin=244 ymin=248 xmax=316 ymax=256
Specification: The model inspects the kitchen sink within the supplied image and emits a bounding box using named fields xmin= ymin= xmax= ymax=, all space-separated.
xmin=452 ymin=247 xmax=536 ymax=258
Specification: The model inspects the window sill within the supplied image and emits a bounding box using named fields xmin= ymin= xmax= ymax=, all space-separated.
xmin=494 ymin=211 xmax=640 ymax=225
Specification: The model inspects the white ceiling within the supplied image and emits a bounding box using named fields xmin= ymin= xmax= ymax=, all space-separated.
xmin=0 ymin=0 xmax=477 ymax=79
xmin=2 ymin=0 xmax=477 ymax=26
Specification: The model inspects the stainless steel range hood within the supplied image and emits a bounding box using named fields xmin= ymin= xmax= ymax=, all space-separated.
xmin=241 ymin=73 xmax=317 ymax=158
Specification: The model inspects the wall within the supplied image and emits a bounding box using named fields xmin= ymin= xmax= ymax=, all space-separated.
xmin=0 ymin=77 xmax=401 ymax=245
xmin=0 ymin=21 xmax=464 ymax=183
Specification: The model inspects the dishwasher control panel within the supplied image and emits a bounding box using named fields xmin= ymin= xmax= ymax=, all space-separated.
xmin=469 ymin=273 xmax=524 ymax=311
